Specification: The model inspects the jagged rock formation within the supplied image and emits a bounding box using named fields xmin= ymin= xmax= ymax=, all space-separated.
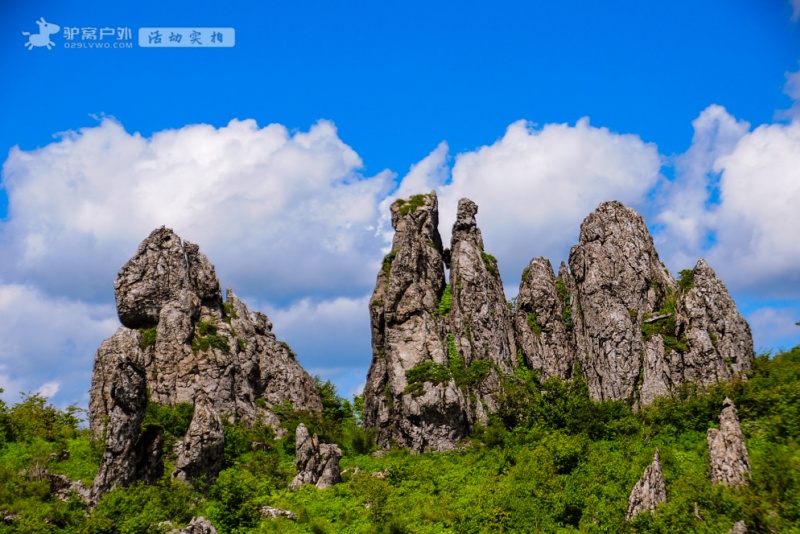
xmin=515 ymin=201 xmax=753 ymax=405
xmin=172 ymin=392 xmax=225 ymax=486
xmin=365 ymin=195 xmax=753 ymax=451
xmin=625 ymin=449 xmax=667 ymax=520
xmin=708 ymin=398 xmax=751 ymax=486
xmin=364 ymin=192 xmax=520 ymax=451
xmin=89 ymin=227 xmax=323 ymax=500
xmin=363 ymin=192 xmax=468 ymax=451
xmin=289 ymin=424 xmax=342 ymax=490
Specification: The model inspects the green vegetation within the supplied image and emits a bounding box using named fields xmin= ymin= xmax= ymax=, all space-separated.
xmin=641 ymin=288 xmax=688 ymax=353
xmin=223 ymin=301 xmax=239 ymax=323
xmin=279 ymin=341 xmax=297 ymax=359
xmin=404 ymin=362 xmax=452 ymax=397
xmin=1 ymin=347 xmax=799 ymax=532
xmin=191 ymin=319 xmax=230 ymax=353
xmin=480 ymin=251 xmax=498 ymax=276
xmin=527 ymin=311 xmax=542 ymax=337
xmin=396 ymin=194 xmax=427 ymax=216
xmin=139 ymin=326 xmax=157 ymax=349
xmin=555 ymin=276 xmax=573 ymax=330
xmin=677 ymin=269 xmax=695 ymax=291
xmin=382 ymin=250 xmax=397 ymax=279
xmin=436 ymin=284 xmax=452 ymax=316
xmin=521 ymin=266 xmax=530 ymax=282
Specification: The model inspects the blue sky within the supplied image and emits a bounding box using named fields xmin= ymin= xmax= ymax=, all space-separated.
xmin=1 ymin=0 xmax=799 ymax=408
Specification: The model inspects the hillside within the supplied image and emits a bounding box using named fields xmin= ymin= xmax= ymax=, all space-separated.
xmin=0 ymin=346 xmax=798 ymax=532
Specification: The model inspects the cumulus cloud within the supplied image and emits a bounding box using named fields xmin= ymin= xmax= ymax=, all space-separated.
xmin=0 ymin=118 xmax=392 ymax=304
xmin=260 ymin=295 xmax=372 ymax=400
xmin=746 ymin=305 xmax=800 ymax=352
xmin=656 ymin=105 xmax=800 ymax=298
xmin=0 ymin=283 xmax=118 ymax=405
xmin=428 ymin=118 xmax=662 ymax=289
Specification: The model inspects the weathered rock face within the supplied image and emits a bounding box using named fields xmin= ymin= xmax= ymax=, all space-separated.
xmin=89 ymin=227 xmax=323 ymax=499
xmin=729 ymin=520 xmax=748 ymax=534
xmin=172 ymin=392 xmax=225 ymax=486
xmin=364 ymin=193 xmax=522 ymax=450
xmin=515 ymin=201 xmax=753 ymax=405
xmin=364 ymin=196 xmax=754 ymax=450
xmin=446 ymin=199 xmax=517 ymax=418
xmin=289 ymin=424 xmax=342 ymax=490
xmin=363 ymin=192 xmax=470 ymax=451
xmin=89 ymin=333 xmax=163 ymax=503
xmin=625 ymin=449 xmax=667 ymax=521
xmin=708 ymin=398 xmax=751 ymax=486
xmin=515 ymin=258 xmax=576 ymax=381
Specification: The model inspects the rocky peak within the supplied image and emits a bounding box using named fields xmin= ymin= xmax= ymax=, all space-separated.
xmin=568 ymin=200 xmax=676 ymax=402
xmin=89 ymin=228 xmax=323 ymax=499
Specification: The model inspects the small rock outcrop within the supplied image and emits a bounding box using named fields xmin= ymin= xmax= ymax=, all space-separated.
xmin=172 ymin=392 xmax=225 ymax=486
xmin=177 ymin=516 xmax=218 ymax=534
xmin=708 ymin=398 xmax=751 ymax=486
xmin=260 ymin=506 xmax=297 ymax=519
xmin=625 ymin=449 xmax=668 ymax=520
xmin=729 ymin=520 xmax=748 ymax=533
xmin=89 ymin=228 xmax=323 ymax=500
xmin=289 ymin=424 xmax=342 ymax=490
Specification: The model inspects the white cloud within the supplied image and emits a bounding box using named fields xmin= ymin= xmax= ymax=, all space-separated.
xmin=37 ymin=381 xmax=60 ymax=399
xmin=709 ymin=120 xmax=800 ymax=294
xmin=428 ymin=118 xmax=662 ymax=289
xmin=654 ymin=104 xmax=750 ymax=266
xmin=747 ymin=306 xmax=800 ymax=352
xmin=260 ymin=295 xmax=372 ymax=400
xmin=654 ymin=104 xmax=800 ymax=298
xmin=791 ymin=0 xmax=800 ymax=22
xmin=0 ymin=118 xmax=393 ymax=304
xmin=0 ymin=283 xmax=118 ymax=405
xmin=782 ymin=68 xmax=800 ymax=120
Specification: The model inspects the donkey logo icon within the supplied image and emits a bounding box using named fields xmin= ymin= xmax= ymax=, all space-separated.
xmin=22 ymin=17 xmax=60 ymax=50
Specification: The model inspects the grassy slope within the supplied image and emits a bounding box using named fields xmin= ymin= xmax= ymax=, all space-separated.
xmin=0 ymin=347 xmax=798 ymax=533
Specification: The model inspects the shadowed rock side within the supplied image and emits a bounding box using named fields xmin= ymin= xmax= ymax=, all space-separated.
xmin=516 ymin=201 xmax=753 ymax=405
xmin=89 ymin=227 xmax=323 ymax=499
xmin=708 ymin=398 xmax=751 ymax=486
xmin=363 ymin=192 xmax=469 ymax=451
xmin=172 ymin=392 xmax=225 ymax=486
xmin=446 ymin=199 xmax=517 ymax=420
xmin=625 ymin=449 xmax=667 ymax=520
